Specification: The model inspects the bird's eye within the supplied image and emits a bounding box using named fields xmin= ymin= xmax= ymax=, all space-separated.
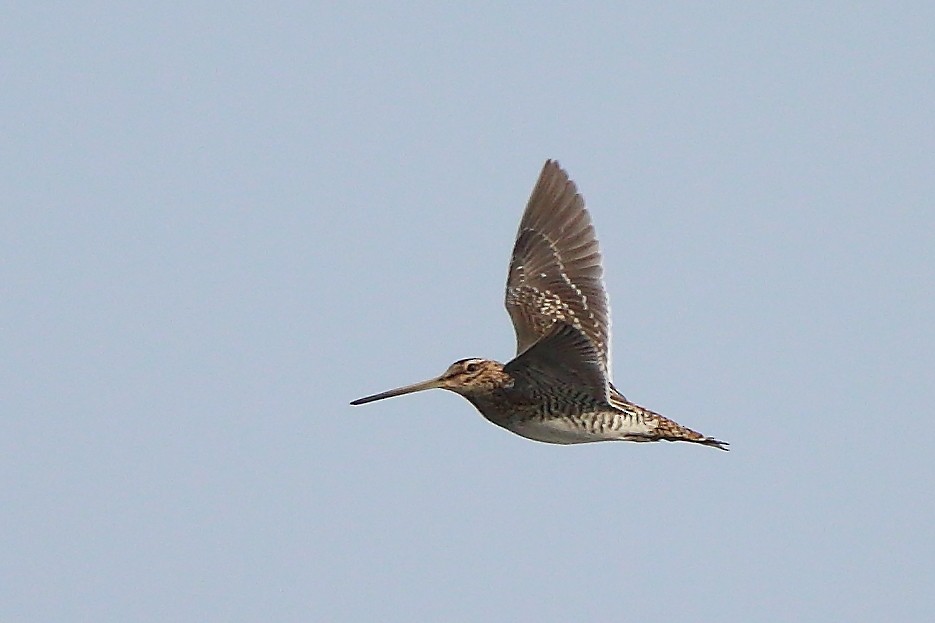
xmin=465 ymin=362 xmax=480 ymax=373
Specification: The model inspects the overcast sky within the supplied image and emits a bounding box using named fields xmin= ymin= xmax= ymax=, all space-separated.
xmin=3 ymin=3 xmax=934 ymax=622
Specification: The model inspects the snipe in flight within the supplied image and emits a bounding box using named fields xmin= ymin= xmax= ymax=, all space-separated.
xmin=351 ymin=160 xmax=727 ymax=450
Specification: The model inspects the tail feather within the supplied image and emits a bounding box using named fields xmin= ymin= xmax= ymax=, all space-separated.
xmin=610 ymin=392 xmax=729 ymax=451
xmin=654 ymin=414 xmax=729 ymax=451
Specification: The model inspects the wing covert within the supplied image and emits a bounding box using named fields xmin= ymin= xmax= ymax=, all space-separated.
xmin=504 ymin=322 xmax=609 ymax=405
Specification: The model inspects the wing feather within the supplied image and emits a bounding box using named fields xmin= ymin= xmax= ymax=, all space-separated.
xmin=505 ymin=160 xmax=612 ymax=374
xmin=504 ymin=322 xmax=609 ymax=405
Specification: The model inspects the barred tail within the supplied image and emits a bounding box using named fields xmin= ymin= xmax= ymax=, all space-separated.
xmin=652 ymin=413 xmax=729 ymax=451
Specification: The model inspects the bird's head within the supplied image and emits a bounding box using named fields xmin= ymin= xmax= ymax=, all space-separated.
xmin=350 ymin=358 xmax=508 ymax=405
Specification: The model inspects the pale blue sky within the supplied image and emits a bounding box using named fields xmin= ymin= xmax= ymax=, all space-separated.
xmin=3 ymin=3 xmax=934 ymax=621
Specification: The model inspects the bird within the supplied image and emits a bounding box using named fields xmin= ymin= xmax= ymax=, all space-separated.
xmin=350 ymin=160 xmax=727 ymax=450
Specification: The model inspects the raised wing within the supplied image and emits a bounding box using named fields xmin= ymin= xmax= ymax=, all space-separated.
xmin=505 ymin=160 xmax=611 ymax=372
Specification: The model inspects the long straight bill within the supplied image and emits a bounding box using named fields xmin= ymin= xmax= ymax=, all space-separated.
xmin=350 ymin=377 xmax=444 ymax=405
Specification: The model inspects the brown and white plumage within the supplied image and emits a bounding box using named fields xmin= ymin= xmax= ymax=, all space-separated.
xmin=506 ymin=160 xmax=611 ymax=370
xmin=351 ymin=160 xmax=728 ymax=450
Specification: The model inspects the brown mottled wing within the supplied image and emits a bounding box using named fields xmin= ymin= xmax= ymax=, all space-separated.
xmin=505 ymin=160 xmax=612 ymax=373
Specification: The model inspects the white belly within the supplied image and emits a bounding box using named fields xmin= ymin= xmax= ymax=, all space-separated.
xmin=495 ymin=411 xmax=657 ymax=445
xmin=505 ymin=418 xmax=613 ymax=444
